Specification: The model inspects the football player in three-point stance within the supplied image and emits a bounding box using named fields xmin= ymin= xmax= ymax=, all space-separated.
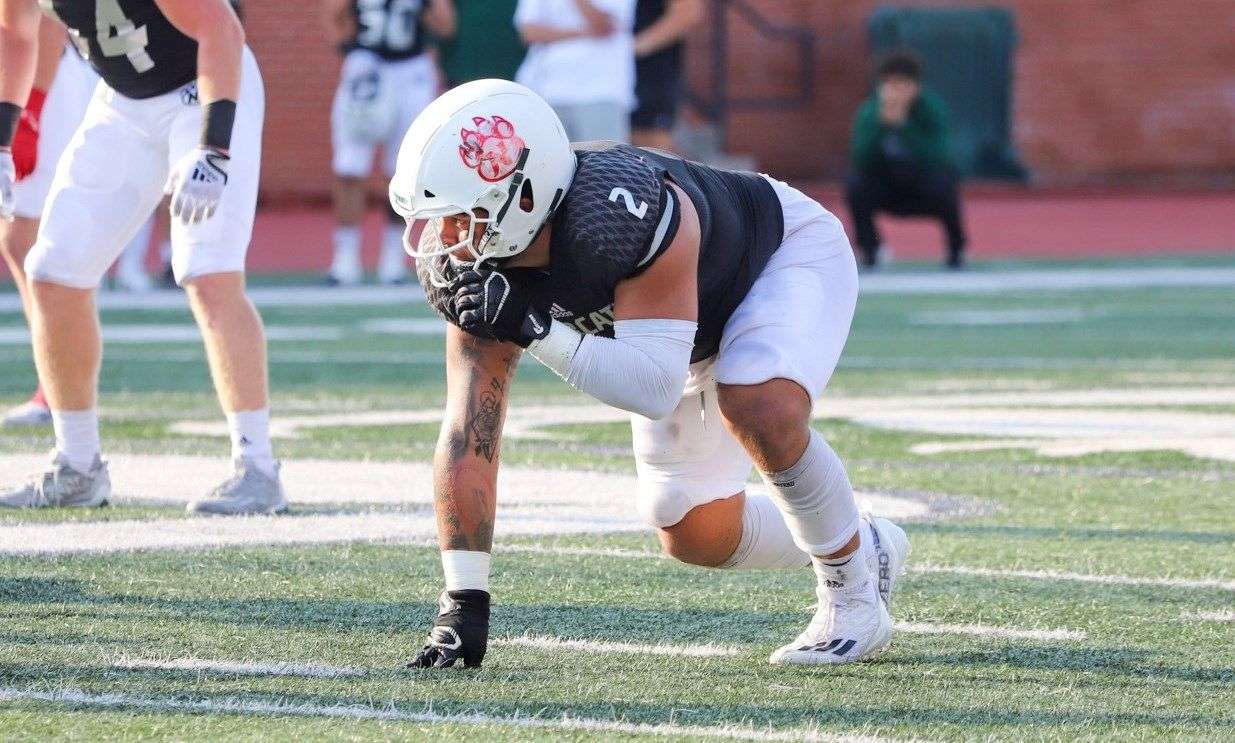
xmin=0 ymin=0 xmax=285 ymax=514
xmin=389 ymin=79 xmax=911 ymax=668
xmin=320 ymin=0 xmax=455 ymax=286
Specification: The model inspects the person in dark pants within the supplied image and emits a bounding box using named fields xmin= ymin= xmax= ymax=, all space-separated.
xmin=630 ymin=0 xmax=702 ymax=151
xmin=846 ymin=52 xmax=967 ymax=269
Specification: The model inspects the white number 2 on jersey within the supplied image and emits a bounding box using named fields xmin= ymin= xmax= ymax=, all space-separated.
xmin=609 ymin=188 xmax=649 ymax=220
xmin=94 ymin=0 xmax=155 ymax=73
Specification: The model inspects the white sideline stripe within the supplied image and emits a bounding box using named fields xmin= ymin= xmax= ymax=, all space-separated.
xmin=0 ymin=324 xmax=343 ymax=345
xmin=912 ymin=564 xmax=1235 ymax=592
xmin=909 ymin=308 xmax=1095 ymax=326
xmin=897 ymin=622 xmax=1085 ymax=642
xmin=0 ymin=688 xmax=900 ymax=743
xmin=115 ymin=658 xmax=364 ymax=678
xmin=1186 ymin=610 xmax=1235 ymax=622
xmin=493 ymin=635 xmax=742 ymax=658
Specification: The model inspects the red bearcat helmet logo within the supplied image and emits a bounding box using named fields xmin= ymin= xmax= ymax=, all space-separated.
xmin=458 ymin=115 xmax=527 ymax=182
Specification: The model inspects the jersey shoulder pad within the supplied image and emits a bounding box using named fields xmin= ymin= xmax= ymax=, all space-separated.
xmin=554 ymin=145 xmax=671 ymax=279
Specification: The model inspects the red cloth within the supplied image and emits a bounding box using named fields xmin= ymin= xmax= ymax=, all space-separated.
xmin=12 ymin=88 xmax=47 ymax=181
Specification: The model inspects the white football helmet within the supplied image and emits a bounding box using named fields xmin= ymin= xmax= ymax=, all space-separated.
xmin=389 ymin=79 xmax=575 ymax=286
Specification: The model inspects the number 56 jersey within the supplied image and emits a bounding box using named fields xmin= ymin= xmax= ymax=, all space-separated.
xmin=39 ymin=0 xmax=202 ymax=99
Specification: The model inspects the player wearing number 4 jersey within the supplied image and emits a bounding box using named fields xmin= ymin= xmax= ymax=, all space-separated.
xmin=390 ymin=80 xmax=912 ymax=669
xmin=0 ymin=0 xmax=286 ymax=515
xmin=320 ymin=0 xmax=455 ymax=286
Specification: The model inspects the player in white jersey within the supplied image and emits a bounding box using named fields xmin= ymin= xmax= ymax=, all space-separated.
xmin=0 ymin=22 xmax=154 ymax=428
xmin=320 ymin=0 xmax=455 ymax=286
xmin=0 ymin=0 xmax=285 ymax=515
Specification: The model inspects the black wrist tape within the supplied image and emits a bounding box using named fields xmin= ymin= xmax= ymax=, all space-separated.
xmin=201 ymin=99 xmax=237 ymax=151
xmin=0 ymin=101 xmax=21 ymax=148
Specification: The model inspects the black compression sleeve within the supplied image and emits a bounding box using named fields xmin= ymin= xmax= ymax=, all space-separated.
xmin=0 ymin=102 xmax=21 ymax=148
xmin=201 ymin=99 xmax=237 ymax=151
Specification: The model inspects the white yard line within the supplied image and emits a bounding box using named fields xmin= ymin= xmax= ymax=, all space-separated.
xmin=0 ymin=512 xmax=643 ymax=557
xmin=0 ymin=454 xmax=932 ymax=555
xmin=114 ymin=658 xmax=364 ymax=678
xmin=1184 ymin=610 xmax=1235 ymax=622
xmin=493 ymin=635 xmax=742 ymax=658
xmin=912 ymin=564 xmax=1235 ymax=592
xmin=896 ymin=622 xmax=1085 ymax=642
xmin=0 ymin=688 xmax=901 ymax=743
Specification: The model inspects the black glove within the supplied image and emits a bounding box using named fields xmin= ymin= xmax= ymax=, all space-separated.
xmin=407 ymin=590 xmax=490 ymax=669
xmin=452 ymin=267 xmax=550 ymax=347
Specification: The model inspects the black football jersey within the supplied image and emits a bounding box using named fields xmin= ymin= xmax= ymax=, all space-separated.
xmin=419 ymin=142 xmax=785 ymax=364
xmin=346 ymin=0 xmax=427 ymax=60
xmin=41 ymin=0 xmax=199 ymax=99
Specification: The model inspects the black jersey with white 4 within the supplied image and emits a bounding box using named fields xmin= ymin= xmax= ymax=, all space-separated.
xmin=39 ymin=0 xmax=204 ymax=99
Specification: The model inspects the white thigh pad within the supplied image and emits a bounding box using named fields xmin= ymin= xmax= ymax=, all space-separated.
xmin=631 ymin=383 xmax=753 ymax=528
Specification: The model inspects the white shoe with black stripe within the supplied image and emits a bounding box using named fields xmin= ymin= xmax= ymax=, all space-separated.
xmin=768 ymin=515 xmax=909 ymax=666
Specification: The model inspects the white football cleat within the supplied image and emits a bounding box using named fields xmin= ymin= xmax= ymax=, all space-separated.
xmin=769 ymin=515 xmax=910 ymax=666
xmin=862 ymin=514 xmax=911 ymax=609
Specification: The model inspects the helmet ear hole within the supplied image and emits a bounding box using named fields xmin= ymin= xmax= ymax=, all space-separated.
xmin=518 ymin=178 xmax=535 ymax=213
xmin=423 ymin=190 xmax=435 ymax=198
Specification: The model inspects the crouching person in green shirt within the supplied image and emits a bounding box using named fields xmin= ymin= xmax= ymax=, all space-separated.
xmin=845 ymin=51 xmax=967 ymax=269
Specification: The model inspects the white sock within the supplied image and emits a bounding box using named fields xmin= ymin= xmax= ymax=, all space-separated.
xmin=226 ymin=408 xmax=276 ymax=476
xmin=332 ymin=225 xmax=362 ymax=266
xmin=759 ymin=429 xmax=860 ymax=557
xmin=812 ymin=549 xmax=871 ymax=592
xmin=720 ymin=493 xmax=810 ymax=570
xmin=381 ymin=223 xmax=403 ymax=256
xmin=51 ymin=409 xmax=100 ymax=474
xmin=442 ymin=550 xmax=491 ymax=592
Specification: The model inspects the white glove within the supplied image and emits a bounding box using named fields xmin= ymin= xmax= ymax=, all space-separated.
xmin=164 ymin=146 xmax=229 ymax=225
xmin=0 ymin=149 xmax=15 ymax=221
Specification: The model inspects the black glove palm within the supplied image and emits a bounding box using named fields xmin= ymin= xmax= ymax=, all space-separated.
xmin=408 ymin=590 xmax=490 ymax=669
xmin=453 ymin=267 xmax=550 ymax=347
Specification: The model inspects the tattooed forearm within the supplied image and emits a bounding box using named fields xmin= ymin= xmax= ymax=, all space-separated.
xmin=434 ymin=329 xmax=520 ymax=553
xmin=467 ymin=377 xmax=504 ymax=462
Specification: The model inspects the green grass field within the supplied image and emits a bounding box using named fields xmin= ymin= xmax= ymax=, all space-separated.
xmin=1 ymin=257 xmax=1233 ymax=741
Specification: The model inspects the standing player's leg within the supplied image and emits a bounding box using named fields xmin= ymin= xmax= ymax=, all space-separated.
xmin=169 ymin=49 xmax=285 ymax=516
xmin=376 ymin=55 xmax=437 ymax=286
xmin=0 ymin=215 xmax=51 ymax=426
xmin=0 ymin=88 xmax=166 ymax=509
xmin=714 ymin=182 xmax=907 ymax=665
xmin=1 ymin=49 xmax=100 ymax=428
xmin=327 ymin=51 xmax=384 ymax=287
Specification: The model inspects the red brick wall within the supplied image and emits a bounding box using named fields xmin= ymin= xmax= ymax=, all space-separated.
xmin=247 ymin=0 xmax=1235 ymax=199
